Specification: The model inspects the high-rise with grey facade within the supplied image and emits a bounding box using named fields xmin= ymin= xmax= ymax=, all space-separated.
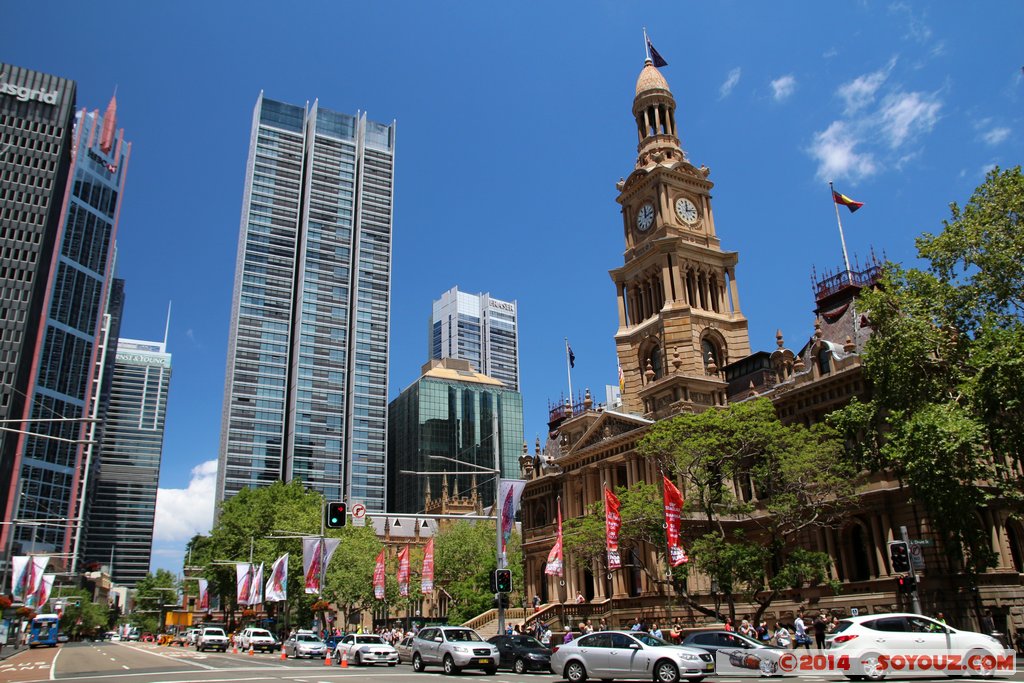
xmin=84 ymin=338 xmax=171 ymax=586
xmin=429 ymin=287 xmax=520 ymax=391
xmin=217 ymin=93 xmax=395 ymax=513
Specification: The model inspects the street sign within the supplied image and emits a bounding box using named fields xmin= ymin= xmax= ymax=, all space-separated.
xmin=909 ymin=541 xmax=926 ymax=571
xmin=910 ymin=539 xmax=933 ymax=546
xmin=351 ymin=502 xmax=366 ymax=527
xmin=850 ymin=608 xmax=859 ymax=617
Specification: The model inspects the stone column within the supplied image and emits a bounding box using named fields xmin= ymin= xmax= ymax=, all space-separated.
xmin=825 ymin=527 xmax=840 ymax=581
xmin=870 ymin=515 xmax=887 ymax=577
xmin=617 ymin=282 xmax=628 ymax=327
xmin=727 ymin=266 xmax=741 ymax=314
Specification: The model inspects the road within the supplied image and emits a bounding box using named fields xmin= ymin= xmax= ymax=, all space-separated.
xmin=1 ymin=641 xmax=1022 ymax=683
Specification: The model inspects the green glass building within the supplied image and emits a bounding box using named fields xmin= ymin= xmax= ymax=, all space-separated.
xmin=387 ymin=359 xmax=523 ymax=513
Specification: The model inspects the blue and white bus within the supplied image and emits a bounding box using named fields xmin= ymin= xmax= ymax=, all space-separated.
xmin=29 ymin=613 xmax=60 ymax=647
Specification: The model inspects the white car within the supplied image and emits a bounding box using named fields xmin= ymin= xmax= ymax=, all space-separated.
xmin=550 ymin=631 xmax=714 ymax=683
xmin=196 ymin=627 xmax=229 ymax=652
xmin=334 ymin=633 xmax=399 ymax=666
xmin=237 ymin=627 xmax=277 ymax=653
xmin=828 ymin=612 xmax=1011 ymax=680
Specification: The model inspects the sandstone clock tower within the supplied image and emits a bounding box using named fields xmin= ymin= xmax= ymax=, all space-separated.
xmin=610 ymin=58 xmax=751 ymax=417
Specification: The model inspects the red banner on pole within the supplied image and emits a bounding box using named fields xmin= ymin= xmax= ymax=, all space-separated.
xmin=373 ymin=549 xmax=387 ymax=600
xmin=421 ymin=538 xmax=435 ymax=594
xmin=397 ymin=545 xmax=410 ymax=597
xmin=605 ymin=487 xmax=621 ymax=570
xmin=545 ymin=502 xmax=564 ymax=576
xmin=663 ymin=475 xmax=688 ymax=566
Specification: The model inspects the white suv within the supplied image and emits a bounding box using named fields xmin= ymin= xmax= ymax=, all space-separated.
xmin=829 ymin=613 xmax=1010 ymax=680
xmin=238 ymin=627 xmax=277 ymax=653
xmin=195 ymin=627 xmax=229 ymax=652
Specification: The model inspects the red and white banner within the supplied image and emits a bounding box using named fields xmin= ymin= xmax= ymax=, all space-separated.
xmin=544 ymin=503 xmax=563 ymax=576
xmin=663 ymin=475 xmax=688 ymax=566
xmin=249 ymin=563 xmax=264 ymax=605
xmin=265 ymin=554 xmax=288 ymax=602
xmin=499 ymin=480 xmax=526 ymax=561
xmin=12 ymin=555 xmax=47 ymax=604
xmin=197 ymin=578 xmax=209 ymax=611
xmin=421 ymin=538 xmax=434 ymax=594
xmin=33 ymin=574 xmax=55 ymax=607
xmin=373 ymin=549 xmax=387 ymax=600
xmin=397 ymin=545 xmax=410 ymax=597
xmin=236 ymin=563 xmax=253 ymax=605
xmin=605 ymin=487 xmax=622 ymax=570
xmin=303 ymin=538 xmax=340 ymax=594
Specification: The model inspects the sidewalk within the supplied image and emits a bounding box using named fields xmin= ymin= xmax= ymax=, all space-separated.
xmin=0 ymin=642 xmax=29 ymax=661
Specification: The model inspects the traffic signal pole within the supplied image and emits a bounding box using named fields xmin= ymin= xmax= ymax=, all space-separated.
xmin=900 ymin=526 xmax=923 ymax=614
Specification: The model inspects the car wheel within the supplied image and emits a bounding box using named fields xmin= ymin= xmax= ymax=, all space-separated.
xmin=514 ymin=658 xmax=527 ymax=674
xmin=443 ymin=654 xmax=461 ymax=675
xmin=759 ymin=658 xmax=776 ymax=677
xmin=356 ymin=652 xmax=364 ymax=666
xmin=654 ymin=659 xmax=681 ymax=683
xmin=967 ymin=649 xmax=996 ymax=679
xmin=389 ymin=662 xmax=397 ymax=667
xmin=860 ymin=653 xmax=886 ymax=681
xmin=413 ymin=653 xmax=426 ymax=672
xmin=565 ymin=660 xmax=588 ymax=683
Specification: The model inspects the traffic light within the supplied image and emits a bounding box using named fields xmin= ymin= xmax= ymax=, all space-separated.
xmin=325 ymin=501 xmax=347 ymax=528
xmin=492 ymin=569 xmax=512 ymax=593
xmin=896 ymin=575 xmax=917 ymax=593
xmin=888 ymin=540 xmax=910 ymax=573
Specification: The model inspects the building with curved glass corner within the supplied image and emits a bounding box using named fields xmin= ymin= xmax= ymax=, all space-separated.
xmin=217 ymin=94 xmax=395 ymax=513
xmin=387 ymin=358 xmax=523 ymax=514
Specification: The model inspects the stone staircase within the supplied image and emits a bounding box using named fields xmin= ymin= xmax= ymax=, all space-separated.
xmin=462 ymin=607 xmax=530 ymax=637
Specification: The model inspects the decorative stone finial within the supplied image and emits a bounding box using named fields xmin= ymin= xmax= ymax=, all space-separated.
xmin=706 ymin=352 xmax=718 ymax=375
xmin=583 ymin=388 xmax=593 ymax=410
xmin=794 ymin=354 xmax=806 ymax=372
xmin=844 ymin=336 xmax=856 ymax=353
xmin=535 ymin=435 xmax=541 ymax=454
xmin=644 ymin=359 xmax=655 ymax=383
xmin=776 ymin=329 xmax=785 ymax=349
xmin=814 ymin=317 xmax=823 ymax=340
xmin=748 ymin=380 xmax=758 ymax=398
xmin=672 ymin=348 xmax=683 ymax=372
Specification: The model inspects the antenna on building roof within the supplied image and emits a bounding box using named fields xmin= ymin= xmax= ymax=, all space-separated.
xmin=163 ymin=301 xmax=172 ymax=348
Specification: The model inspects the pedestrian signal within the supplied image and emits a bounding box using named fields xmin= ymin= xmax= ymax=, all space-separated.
xmin=888 ymin=540 xmax=910 ymax=573
xmin=325 ymin=501 xmax=347 ymax=528
xmin=493 ymin=569 xmax=512 ymax=593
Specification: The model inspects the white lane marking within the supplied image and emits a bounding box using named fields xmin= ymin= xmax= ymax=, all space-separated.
xmin=108 ymin=641 xmax=216 ymax=670
xmin=50 ymin=643 xmax=62 ymax=681
xmin=122 ymin=665 xmax=130 ymax=670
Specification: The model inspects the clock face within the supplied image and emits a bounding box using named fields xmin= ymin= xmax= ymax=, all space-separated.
xmin=675 ymin=197 xmax=699 ymax=225
xmin=636 ymin=202 xmax=655 ymax=232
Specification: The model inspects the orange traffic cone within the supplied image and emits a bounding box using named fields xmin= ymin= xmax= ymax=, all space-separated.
xmin=325 ymin=651 xmax=332 ymax=666
xmin=249 ymin=646 xmax=255 ymax=656
xmin=232 ymin=643 xmax=238 ymax=654
xmin=340 ymin=655 xmax=348 ymax=668
xmin=280 ymin=648 xmax=287 ymax=661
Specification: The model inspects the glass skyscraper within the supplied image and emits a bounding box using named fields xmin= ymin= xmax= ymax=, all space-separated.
xmin=429 ymin=287 xmax=520 ymax=391
xmin=388 ymin=358 xmax=524 ymax=514
xmin=84 ymin=338 xmax=170 ymax=586
xmin=2 ymin=89 xmax=129 ymax=567
xmin=217 ymin=93 xmax=395 ymax=513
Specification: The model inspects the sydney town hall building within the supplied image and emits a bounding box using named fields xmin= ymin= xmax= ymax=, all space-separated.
xmin=517 ymin=56 xmax=1024 ymax=641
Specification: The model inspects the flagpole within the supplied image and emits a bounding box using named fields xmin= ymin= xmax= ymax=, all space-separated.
xmin=564 ymin=338 xmax=574 ymax=410
xmin=643 ymin=27 xmax=650 ymax=60
xmin=829 ymin=181 xmax=853 ymax=283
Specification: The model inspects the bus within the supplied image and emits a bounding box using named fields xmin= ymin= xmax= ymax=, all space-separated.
xmin=29 ymin=614 xmax=60 ymax=647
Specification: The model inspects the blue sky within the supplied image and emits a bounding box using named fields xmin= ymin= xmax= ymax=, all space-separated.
xmin=6 ymin=1 xmax=1021 ymax=573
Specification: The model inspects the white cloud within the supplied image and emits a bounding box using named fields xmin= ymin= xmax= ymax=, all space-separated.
xmin=770 ymin=75 xmax=796 ymax=102
xmin=808 ymin=121 xmax=877 ymax=183
xmin=982 ymin=127 xmax=1010 ymax=146
xmin=154 ymin=459 xmax=217 ymax=542
xmin=719 ymin=68 xmax=741 ymax=99
xmin=879 ymin=91 xmax=941 ymax=148
xmin=889 ymin=1 xmax=933 ymax=44
xmin=981 ymin=162 xmax=997 ymax=177
xmin=837 ymin=59 xmax=896 ymax=115
xmin=822 ymin=47 xmax=839 ymax=59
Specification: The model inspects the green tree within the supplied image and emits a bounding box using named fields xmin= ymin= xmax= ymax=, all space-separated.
xmin=432 ymin=520 xmax=501 ymax=623
xmin=132 ymin=569 xmax=179 ymax=634
xmin=637 ymin=398 xmax=852 ymax=622
xmin=830 ymin=166 xmax=1024 ymax=577
xmin=51 ymin=588 xmax=109 ymax=639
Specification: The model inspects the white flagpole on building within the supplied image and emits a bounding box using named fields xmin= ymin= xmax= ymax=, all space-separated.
xmin=565 ymin=338 xmax=574 ymax=410
xmin=829 ymin=180 xmax=853 ymax=283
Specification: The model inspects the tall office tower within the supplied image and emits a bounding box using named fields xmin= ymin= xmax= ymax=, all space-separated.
xmin=429 ymin=287 xmax=520 ymax=391
xmin=387 ymin=358 xmax=524 ymax=514
xmin=1 ymin=89 xmax=130 ymax=568
xmin=84 ymin=338 xmax=171 ymax=586
xmin=217 ymin=94 xmax=395 ymax=513
xmin=0 ymin=64 xmax=78 ymax=566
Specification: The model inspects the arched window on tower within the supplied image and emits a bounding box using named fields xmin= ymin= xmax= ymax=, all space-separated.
xmin=818 ymin=347 xmax=832 ymax=375
xmin=701 ymin=339 xmax=719 ymax=371
xmin=650 ymin=346 xmax=663 ymax=380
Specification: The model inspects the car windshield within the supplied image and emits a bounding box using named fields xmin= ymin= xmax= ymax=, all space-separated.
xmin=634 ymin=633 xmax=672 ymax=647
xmin=204 ymin=629 xmax=225 ymax=636
xmin=297 ymin=635 xmax=322 ymax=642
xmin=731 ymin=633 xmax=763 ymax=647
xmin=250 ymin=630 xmax=271 ymax=637
xmin=357 ymin=636 xmax=385 ymax=644
xmin=446 ymin=629 xmax=483 ymax=642
xmin=508 ymin=635 xmax=544 ymax=648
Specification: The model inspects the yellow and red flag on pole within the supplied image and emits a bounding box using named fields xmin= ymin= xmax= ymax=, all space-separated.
xmin=832 ymin=189 xmax=864 ymax=213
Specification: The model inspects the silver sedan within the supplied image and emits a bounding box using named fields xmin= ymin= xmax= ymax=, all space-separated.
xmin=550 ymin=631 xmax=715 ymax=683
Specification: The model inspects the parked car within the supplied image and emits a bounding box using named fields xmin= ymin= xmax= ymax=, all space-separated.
xmin=828 ymin=613 xmax=1010 ymax=680
xmin=334 ymin=633 xmax=399 ymax=666
xmin=324 ymin=634 xmax=343 ymax=652
xmin=237 ymin=627 xmax=278 ymax=653
xmin=681 ymin=630 xmax=783 ymax=676
xmin=196 ymin=627 xmax=229 ymax=652
xmin=57 ymin=633 xmax=70 ymax=643
xmin=487 ymin=634 xmax=553 ymax=673
xmin=395 ymin=635 xmax=415 ymax=663
xmin=283 ymin=631 xmax=327 ymax=659
xmin=124 ymin=629 xmax=141 ymax=642
xmin=411 ymin=625 xmax=499 ymax=675
xmin=550 ymin=631 xmax=715 ymax=683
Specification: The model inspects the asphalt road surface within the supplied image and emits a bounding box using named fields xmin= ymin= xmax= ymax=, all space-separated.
xmin=2 ymin=641 xmax=1022 ymax=683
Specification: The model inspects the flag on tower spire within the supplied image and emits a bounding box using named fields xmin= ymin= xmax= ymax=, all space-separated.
xmin=644 ymin=28 xmax=668 ymax=67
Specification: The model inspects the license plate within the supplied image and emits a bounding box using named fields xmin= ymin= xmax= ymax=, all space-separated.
xmin=705 ymin=663 xmax=715 ymax=671
xmin=478 ymin=658 xmax=490 ymax=664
